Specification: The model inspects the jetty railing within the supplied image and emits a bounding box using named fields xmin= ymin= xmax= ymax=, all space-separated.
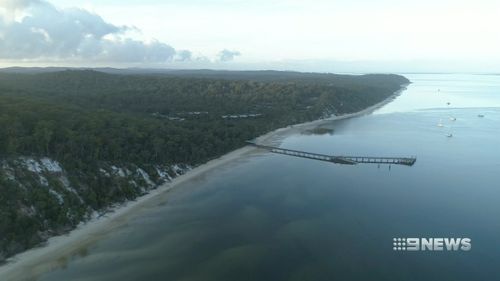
xmin=246 ymin=141 xmax=416 ymax=166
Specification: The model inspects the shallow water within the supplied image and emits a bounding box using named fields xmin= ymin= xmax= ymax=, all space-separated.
xmin=37 ymin=74 xmax=500 ymax=281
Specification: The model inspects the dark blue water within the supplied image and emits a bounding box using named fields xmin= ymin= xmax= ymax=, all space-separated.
xmin=37 ymin=74 xmax=500 ymax=281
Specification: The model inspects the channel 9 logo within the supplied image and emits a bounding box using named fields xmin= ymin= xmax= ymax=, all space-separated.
xmin=393 ymin=238 xmax=471 ymax=251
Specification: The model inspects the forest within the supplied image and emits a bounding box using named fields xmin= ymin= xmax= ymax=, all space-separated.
xmin=0 ymin=69 xmax=409 ymax=262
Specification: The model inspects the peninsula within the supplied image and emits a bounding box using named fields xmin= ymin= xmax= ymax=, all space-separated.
xmin=0 ymin=69 xmax=409 ymax=264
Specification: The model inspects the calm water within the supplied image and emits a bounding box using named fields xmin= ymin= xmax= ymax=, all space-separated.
xmin=38 ymin=74 xmax=500 ymax=281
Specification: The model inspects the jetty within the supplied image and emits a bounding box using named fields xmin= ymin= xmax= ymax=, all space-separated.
xmin=247 ymin=142 xmax=416 ymax=166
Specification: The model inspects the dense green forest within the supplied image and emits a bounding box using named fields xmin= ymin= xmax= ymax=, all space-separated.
xmin=0 ymin=69 xmax=409 ymax=262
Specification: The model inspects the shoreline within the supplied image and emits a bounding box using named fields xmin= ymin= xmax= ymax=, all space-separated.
xmin=0 ymin=85 xmax=406 ymax=281
xmin=255 ymin=84 xmax=407 ymax=145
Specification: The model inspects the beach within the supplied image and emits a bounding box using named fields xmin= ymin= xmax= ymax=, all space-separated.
xmin=0 ymin=86 xmax=405 ymax=281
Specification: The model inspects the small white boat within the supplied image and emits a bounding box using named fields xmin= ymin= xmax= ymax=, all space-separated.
xmin=437 ymin=119 xmax=444 ymax=127
xmin=446 ymin=133 xmax=453 ymax=138
xmin=449 ymin=116 xmax=456 ymax=121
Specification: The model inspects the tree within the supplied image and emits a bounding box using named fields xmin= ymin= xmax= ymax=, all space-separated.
xmin=34 ymin=120 xmax=55 ymax=155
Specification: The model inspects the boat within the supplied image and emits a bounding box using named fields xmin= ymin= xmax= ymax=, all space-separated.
xmin=478 ymin=114 xmax=485 ymax=118
xmin=446 ymin=133 xmax=453 ymax=138
xmin=437 ymin=119 xmax=444 ymax=127
xmin=449 ymin=116 xmax=456 ymax=121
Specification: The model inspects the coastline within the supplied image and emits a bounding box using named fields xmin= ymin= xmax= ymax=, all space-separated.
xmin=0 ymin=85 xmax=407 ymax=281
xmin=256 ymin=84 xmax=408 ymax=145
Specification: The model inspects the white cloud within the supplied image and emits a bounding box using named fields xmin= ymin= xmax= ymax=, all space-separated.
xmin=0 ymin=0 xmax=204 ymax=63
xmin=174 ymin=49 xmax=192 ymax=61
xmin=217 ymin=49 xmax=240 ymax=62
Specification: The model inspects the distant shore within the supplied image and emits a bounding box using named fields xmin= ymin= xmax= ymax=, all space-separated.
xmin=0 ymin=85 xmax=407 ymax=281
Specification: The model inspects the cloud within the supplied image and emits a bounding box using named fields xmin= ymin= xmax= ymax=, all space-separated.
xmin=0 ymin=0 xmax=40 ymax=11
xmin=174 ymin=49 xmax=192 ymax=62
xmin=217 ymin=49 xmax=241 ymax=62
xmin=0 ymin=0 xmax=184 ymax=63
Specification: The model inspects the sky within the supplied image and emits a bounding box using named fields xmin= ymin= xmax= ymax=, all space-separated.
xmin=1 ymin=0 xmax=499 ymax=73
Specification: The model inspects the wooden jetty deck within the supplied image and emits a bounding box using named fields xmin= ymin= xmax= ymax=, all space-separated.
xmin=247 ymin=142 xmax=416 ymax=166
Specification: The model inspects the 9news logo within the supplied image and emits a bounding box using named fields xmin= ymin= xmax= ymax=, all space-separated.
xmin=393 ymin=237 xmax=471 ymax=251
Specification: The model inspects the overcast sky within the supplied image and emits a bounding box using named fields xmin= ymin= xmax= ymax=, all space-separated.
xmin=1 ymin=0 xmax=499 ymax=72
